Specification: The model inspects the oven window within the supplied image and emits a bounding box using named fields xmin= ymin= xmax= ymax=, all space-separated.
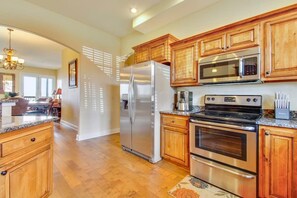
xmin=195 ymin=126 xmax=247 ymax=161
xmin=200 ymin=60 xmax=239 ymax=80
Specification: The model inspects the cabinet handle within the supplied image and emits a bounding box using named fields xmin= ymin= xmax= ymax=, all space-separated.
xmin=221 ymin=47 xmax=224 ymax=50
xmin=264 ymin=131 xmax=270 ymax=136
xmin=1 ymin=171 xmax=7 ymax=176
xmin=171 ymin=120 xmax=175 ymax=123
xmin=31 ymin=138 xmax=36 ymax=142
xmin=265 ymin=71 xmax=270 ymax=76
xmin=226 ymin=46 xmax=229 ymax=49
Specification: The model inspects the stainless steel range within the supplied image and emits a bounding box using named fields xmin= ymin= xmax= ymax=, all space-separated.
xmin=190 ymin=95 xmax=262 ymax=198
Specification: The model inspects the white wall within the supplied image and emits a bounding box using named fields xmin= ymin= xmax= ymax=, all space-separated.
xmin=77 ymin=56 xmax=120 ymax=141
xmin=2 ymin=0 xmax=121 ymax=139
xmin=57 ymin=49 xmax=80 ymax=130
xmin=121 ymin=0 xmax=297 ymax=110
xmin=178 ymin=82 xmax=297 ymax=110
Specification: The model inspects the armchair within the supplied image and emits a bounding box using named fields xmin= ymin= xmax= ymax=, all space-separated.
xmin=9 ymin=97 xmax=29 ymax=116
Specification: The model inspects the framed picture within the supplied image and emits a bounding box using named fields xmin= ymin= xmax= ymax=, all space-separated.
xmin=68 ymin=59 xmax=78 ymax=88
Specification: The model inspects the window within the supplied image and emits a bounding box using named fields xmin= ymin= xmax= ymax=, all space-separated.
xmin=22 ymin=74 xmax=55 ymax=98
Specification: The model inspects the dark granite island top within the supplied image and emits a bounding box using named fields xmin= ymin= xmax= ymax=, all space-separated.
xmin=0 ymin=116 xmax=57 ymax=134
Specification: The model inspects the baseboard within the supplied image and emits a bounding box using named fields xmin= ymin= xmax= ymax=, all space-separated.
xmin=76 ymin=128 xmax=120 ymax=141
xmin=60 ymin=119 xmax=79 ymax=131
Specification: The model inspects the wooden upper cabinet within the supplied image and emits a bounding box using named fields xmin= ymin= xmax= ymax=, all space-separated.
xmin=199 ymin=34 xmax=225 ymax=57
xmin=262 ymin=12 xmax=297 ymax=81
xmin=171 ymin=40 xmax=199 ymax=87
xmin=258 ymin=126 xmax=297 ymax=198
xmin=134 ymin=46 xmax=150 ymax=64
xmin=199 ymin=24 xmax=260 ymax=57
xmin=226 ymin=24 xmax=259 ymax=51
xmin=150 ymin=39 xmax=167 ymax=62
xmin=133 ymin=34 xmax=179 ymax=64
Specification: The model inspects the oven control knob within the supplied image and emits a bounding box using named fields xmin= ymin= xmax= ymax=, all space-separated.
xmin=253 ymin=98 xmax=258 ymax=102
xmin=211 ymin=97 xmax=215 ymax=101
xmin=246 ymin=98 xmax=251 ymax=102
xmin=207 ymin=97 xmax=210 ymax=101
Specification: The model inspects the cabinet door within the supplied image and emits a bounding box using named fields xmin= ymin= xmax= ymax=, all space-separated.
xmin=171 ymin=41 xmax=198 ymax=86
xmin=199 ymin=34 xmax=225 ymax=57
xmin=150 ymin=40 xmax=167 ymax=63
xmin=161 ymin=125 xmax=189 ymax=167
xmin=226 ymin=24 xmax=259 ymax=51
xmin=134 ymin=47 xmax=150 ymax=64
xmin=259 ymin=126 xmax=297 ymax=198
xmin=263 ymin=13 xmax=297 ymax=81
xmin=9 ymin=149 xmax=52 ymax=198
xmin=0 ymin=167 xmax=8 ymax=198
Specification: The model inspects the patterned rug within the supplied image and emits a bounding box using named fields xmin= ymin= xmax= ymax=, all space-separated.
xmin=168 ymin=175 xmax=240 ymax=198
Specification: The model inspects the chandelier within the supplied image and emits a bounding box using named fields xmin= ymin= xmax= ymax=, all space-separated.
xmin=0 ymin=28 xmax=24 ymax=70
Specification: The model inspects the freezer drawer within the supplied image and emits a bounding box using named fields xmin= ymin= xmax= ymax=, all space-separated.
xmin=190 ymin=155 xmax=256 ymax=198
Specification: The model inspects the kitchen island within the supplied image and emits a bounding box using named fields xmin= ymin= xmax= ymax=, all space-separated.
xmin=0 ymin=116 xmax=55 ymax=197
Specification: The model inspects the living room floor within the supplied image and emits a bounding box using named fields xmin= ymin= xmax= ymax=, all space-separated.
xmin=50 ymin=124 xmax=187 ymax=198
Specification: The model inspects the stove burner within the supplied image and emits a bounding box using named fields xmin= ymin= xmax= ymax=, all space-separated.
xmin=190 ymin=95 xmax=263 ymax=124
xmin=190 ymin=110 xmax=262 ymax=124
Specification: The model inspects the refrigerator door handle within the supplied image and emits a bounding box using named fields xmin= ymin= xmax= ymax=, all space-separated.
xmin=128 ymin=75 xmax=132 ymax=123
xmin=131 ymin=74 xmax=136 ymax=123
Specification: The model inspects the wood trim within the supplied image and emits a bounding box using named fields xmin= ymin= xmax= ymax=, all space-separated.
xmin=132 ymin=34 xmax=179 ymax=50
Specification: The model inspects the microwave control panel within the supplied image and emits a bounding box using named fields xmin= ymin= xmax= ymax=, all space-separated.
xmin=243 ymin=57 xmax=258 ymax=76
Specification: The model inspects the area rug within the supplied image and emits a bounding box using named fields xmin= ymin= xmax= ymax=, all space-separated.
xmin=168 ymin=175 xmax=240 ymax=198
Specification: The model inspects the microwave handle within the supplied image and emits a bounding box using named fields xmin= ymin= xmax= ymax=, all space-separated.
xmin=239 ymin=58 xmax=243 ymax=78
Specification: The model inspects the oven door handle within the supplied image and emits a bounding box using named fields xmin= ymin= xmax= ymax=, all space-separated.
xmin=190 ymin=120 xmax=255 ymax=131
xmin=191 ymin=156 xmax=255 ymax=179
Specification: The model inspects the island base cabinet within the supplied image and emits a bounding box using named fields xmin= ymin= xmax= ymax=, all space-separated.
xmin=0 ymin=149 xmax=52 ymax=198
xmin=259 ymin=126 xmax=297 ymax=198
xmin=0 ymin=122 xmax=53 ymax=198
xmin=10 ymin=149 xmax=52 ymax=198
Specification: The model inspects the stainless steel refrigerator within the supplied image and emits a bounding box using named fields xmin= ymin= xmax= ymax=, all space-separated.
xmin=120 ymin=61 xmax=174 ymax=163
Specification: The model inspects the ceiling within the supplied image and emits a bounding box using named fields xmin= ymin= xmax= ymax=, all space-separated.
xmin=0 ymin=0 xmax=221 ymax=70
xmin=26 ymin=0 xmax=220 ymax=37
xmin=0 ymin=26 xmax=65 ymax=69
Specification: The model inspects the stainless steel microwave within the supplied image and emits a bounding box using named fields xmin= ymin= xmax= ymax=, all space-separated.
xmin=198 ymin=47 xmax=260 ymax=84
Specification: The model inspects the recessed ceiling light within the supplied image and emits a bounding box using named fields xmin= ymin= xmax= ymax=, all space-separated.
xmin=130 ymin=7 xmax=137 ymax=14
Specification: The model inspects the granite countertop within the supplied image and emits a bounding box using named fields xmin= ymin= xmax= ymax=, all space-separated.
xmin=257 ymin=117 xmax=297 ymax=129
xmin=0 ymin=116 xmax=57 ymax=134
xmin=160 ymin=106 xmax=203 ymax=117
xmin=160 ymin=108 xmax=297 ymax=129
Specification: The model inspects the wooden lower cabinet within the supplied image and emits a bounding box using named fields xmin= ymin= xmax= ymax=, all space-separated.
xmin=0 ymin=122 xmax=53 ymax=198
xmin=161 ymin=114 xmax=189 ymax=168
xmin=10 ymin=150 xmax=51 ymax=198
xmin=259 ymin=125 xmax=297 ymax=198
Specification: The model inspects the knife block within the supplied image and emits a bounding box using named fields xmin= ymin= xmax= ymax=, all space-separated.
xmin=275 ymin=107 xmax=290 ymax=120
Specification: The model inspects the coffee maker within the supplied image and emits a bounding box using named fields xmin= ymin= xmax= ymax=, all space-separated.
xmin=176 ymin=91 xmax=193 ymax=111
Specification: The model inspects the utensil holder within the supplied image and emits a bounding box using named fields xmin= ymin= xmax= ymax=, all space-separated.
xmin=275 ymin=107 xmax=290 ymax=120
